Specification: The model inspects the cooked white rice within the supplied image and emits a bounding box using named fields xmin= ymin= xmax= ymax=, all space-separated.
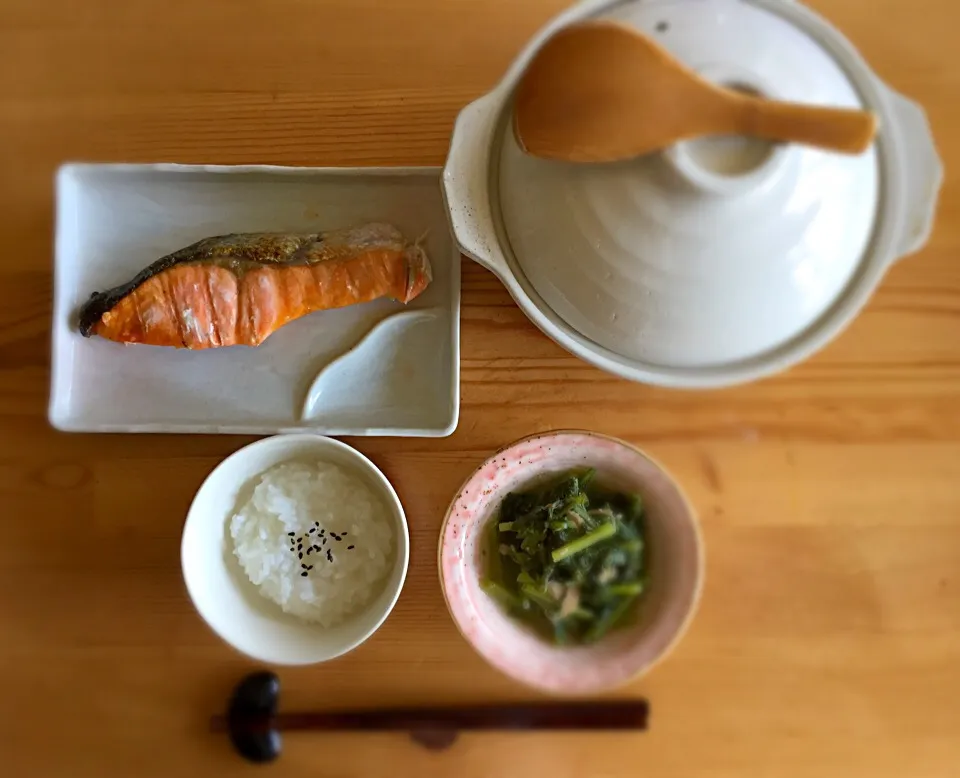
xmin=230 ymin=461 xmax=394 ymax=626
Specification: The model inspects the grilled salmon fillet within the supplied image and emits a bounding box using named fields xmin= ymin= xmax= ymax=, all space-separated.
xmin=78 ymin=223 xmax=432 ymax=348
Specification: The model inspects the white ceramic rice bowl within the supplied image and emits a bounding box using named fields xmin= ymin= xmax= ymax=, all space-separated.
xmin=181 ymin=434 xmax=409 ymax=665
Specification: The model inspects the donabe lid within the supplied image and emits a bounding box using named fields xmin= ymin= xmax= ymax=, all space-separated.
xmin=496 ymin=0 xmax=880 ymax=369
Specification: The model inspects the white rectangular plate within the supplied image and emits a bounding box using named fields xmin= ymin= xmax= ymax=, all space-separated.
xmin=50 ymin=164 xmax=460 ymax=436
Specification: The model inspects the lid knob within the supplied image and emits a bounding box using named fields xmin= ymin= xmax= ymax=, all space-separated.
xmin=664 ymin=70 xmax=789 ymax=196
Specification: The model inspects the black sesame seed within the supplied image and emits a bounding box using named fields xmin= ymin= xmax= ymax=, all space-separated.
xmin=326 ymin=550 xmax=333 ymax=562
xmin=298 ymin=552 xmax=303 ymax=559
xmin=347 ymin=545 xmax=355 ymax=550
xmin=306 ymin=548 xmax=312 ymax=555
xmin=287 ymin=532 xmax=295 ymax=537
xmin=341 ymin=532 xmax=348 ymax=537
xmin=309 ymin=528 xmax=316 ymax=534
xmin=307 ymin=565 xmax=313 ymax=570
xmin=297 ymin=544 xmax=302 ymax=550
xmin=301 ymin=572 xmax=308 ymax=577
xmin=314 ymin=521 xmax=319 ymax=526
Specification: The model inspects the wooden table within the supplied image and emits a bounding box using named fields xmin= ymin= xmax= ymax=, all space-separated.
xmin=2 ymin=1 xmax=958 ymax=775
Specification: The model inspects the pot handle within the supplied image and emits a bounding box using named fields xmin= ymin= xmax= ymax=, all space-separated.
xmin=881 ymin=83 xmax=944 ymax=260
xmin=442 ymin=92 xmax=511 ymax=279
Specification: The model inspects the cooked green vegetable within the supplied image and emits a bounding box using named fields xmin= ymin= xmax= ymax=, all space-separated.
xmin=481 ymin=468 xmax=647 ymax=645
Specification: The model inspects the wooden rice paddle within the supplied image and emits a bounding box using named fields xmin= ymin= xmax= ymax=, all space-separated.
xmin=513 ymin=20 xmax=878 ymax=163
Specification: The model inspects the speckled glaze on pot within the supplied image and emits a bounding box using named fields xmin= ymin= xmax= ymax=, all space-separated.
xmin=438 ymin=430 xmax=703 ymax=694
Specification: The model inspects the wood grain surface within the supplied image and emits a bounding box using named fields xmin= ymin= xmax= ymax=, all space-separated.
xmin=1 ymin=1 xmax=959 ymax=776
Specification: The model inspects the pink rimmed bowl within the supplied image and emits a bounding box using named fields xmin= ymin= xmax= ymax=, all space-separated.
xmin=438 ymin=430 xmax=703 ymax=694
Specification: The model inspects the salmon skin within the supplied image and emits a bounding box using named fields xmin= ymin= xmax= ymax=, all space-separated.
xmin=78 ymin=223 xmax=432 ymax=349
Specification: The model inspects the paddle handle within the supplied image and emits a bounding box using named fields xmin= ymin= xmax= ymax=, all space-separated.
xmin=736 ymin=96 xmax=878 ymax=154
